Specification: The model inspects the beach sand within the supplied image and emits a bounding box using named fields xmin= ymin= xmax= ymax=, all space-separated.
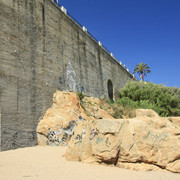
xmin=0 ymin=146 xmax=179 ymax=180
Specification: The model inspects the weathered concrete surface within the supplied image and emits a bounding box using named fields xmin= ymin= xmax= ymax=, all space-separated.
xmin=0 ymin=0 xmax=135 ymax=150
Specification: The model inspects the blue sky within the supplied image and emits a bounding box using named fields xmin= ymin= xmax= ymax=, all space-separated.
xmin=59 ymin=0 xmax=180 ymax=87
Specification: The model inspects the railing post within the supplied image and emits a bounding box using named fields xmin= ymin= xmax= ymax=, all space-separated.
xmin=98 ymin=41 xmax=102 ymax=46
xmin=60 ymin=6 xmax=67 ymax=14
xmin=82 ymin=26 xmax=87 ymax=33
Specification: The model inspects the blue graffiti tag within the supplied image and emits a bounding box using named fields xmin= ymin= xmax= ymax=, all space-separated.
xmin=96 ymin=137 xmax=103 ymax=144
xmin=146 ymin=132 xmax=168 ymax=143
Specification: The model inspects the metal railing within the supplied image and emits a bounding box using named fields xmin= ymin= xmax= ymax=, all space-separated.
xmin=51 ymin=0 xmax=136 ymax=78
xmin=67 ymin=11 xmax=84 ymax=28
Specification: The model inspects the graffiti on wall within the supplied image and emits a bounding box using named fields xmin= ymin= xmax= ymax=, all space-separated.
xmin=66 ymin=61 xmax=77 ymax=91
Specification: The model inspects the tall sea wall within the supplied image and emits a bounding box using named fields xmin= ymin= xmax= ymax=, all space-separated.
xmin=0 ymin=0 xmax=135 ymax=150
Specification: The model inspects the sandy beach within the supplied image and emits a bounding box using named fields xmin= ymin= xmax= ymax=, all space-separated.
xmin=0 ymin=146 xmax=179 ymax=180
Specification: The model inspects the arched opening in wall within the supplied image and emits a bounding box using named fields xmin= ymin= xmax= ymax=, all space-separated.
xmin=107 ymin=79 xmax=113 ymax=101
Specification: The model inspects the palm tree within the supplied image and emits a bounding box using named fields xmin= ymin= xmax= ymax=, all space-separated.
xmin=133 ymin=62 xmax=151 ymax=81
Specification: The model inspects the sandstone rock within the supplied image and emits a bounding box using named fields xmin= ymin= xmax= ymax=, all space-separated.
xmin=136 ymin=109 xmax=159 ymax=118
xmin=166 ymin=160 xmax=180 ymax=173
xmin=168 ymin=117 xmax=180 ymax=127
xmin=36 ymin=93 xmax=180 ymax=173
xmin=36 ymin=91 xmax=114 ymax=146
xmin=82 ymin=97 xmax=114 ymax=120
xmin=65 ymin=120 xmax=92 ymax=161
xmin=36 ymin=91 xmax=90 ymax=146
xmin=65 ymin=113 xmax=180 ymax=173
xmin=117 ymin=162 xmax=163 ymax=171
xmin=65 ymin=119 xmax=122 ymax=164
xmin=116 ymin=117 xmax=180 ymax=173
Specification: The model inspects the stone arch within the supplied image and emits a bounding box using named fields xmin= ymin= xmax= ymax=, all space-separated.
xmin=107 ymin=79 xmax=113 ymax=100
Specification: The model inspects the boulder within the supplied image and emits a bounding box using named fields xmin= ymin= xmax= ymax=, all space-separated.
xmin=36 ymin=92 xmax=180 ymax=173
xmin=136 ymin=109 xmax=159 ymax=118
xmin=36 ymin=91 xmax=90 ymax=146
xmin=64 ymin=111 xmax=180 ymax=173
xmin=116 ymin=116 xmax=180 ymax=173
xmin=36 ymin=91 xmax=114 ymax=146
xmin=65 ymin=119 xmax=122 ymax=164
xmin=64 ymin=120 xmax=92 ymax=161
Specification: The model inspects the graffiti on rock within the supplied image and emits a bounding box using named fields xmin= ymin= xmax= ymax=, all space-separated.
xmin=145 ymin=131 xmax=168 ymax=143
xmin=96 ymin=137 xmax=104 ymax=144
xmin=71 ymin=109 xmax=87 ymax=122
xmin=47 ymin=110 xmax=87 ymax=146
xmin=89 ymin=128 xmax=99 ymax=141
xmin=89 ymin=128 xmax=113 ymax=146
xmin=63 ymin=120 xmax=77 ymax=135
xmin=74 ymin=129 xmax=87 ymax=145
xmin=89 ymin=128 xmax=105 ymax=145
xmin=74 ymin=134 xmax=82 ymax=145
xmin=105 ymin=137 xmax=111 ymax=147
xmin=47 ymin=121 xmax=76 ymax=146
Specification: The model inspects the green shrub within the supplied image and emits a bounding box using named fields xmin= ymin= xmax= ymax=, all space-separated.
xmin=118 ymin=81 xmax=180 ymax=117
xmin=111 ymin=104 xmax=124 ymax=119
xmin=116 ymin=97 xmax=138 ymax=108
xmin=76 ymin=91 xmax=85 ymax=100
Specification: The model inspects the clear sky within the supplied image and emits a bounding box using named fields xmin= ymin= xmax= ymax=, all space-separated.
xmin=59 ymin=0 xmax=180 ymax=87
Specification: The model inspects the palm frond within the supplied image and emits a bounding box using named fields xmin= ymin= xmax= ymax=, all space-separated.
xmin=133 ymin=62 xmax=151 ymax=81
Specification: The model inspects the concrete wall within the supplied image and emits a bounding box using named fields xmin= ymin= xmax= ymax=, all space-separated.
xmin=0 ymin=0 xmax=135 ymax=150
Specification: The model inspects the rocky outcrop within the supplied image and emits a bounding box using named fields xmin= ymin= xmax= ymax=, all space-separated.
xmin=36 ymin=91 xmax=90 ymax=146
xmin=36 ymin=91 xmax=180 ymax=173
xmin=65 ymin=111 xmax=180 ymax=173
xmin=135 ymin=109 xmax=159 ymax=118
xmin=36 ymin=91 xmax=114 ymax=146
xmin=82 ymin=97 xmax=114 ymax=120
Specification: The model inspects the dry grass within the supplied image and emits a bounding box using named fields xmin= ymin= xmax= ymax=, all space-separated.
xmin=100 ymin=98 xmax=136 ymax=119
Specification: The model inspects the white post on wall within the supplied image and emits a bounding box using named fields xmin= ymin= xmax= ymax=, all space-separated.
xmin=61 ymin=6 xmax=67 ymax=14
xmin=82 ymin=26 xmax=87 ymax=33
xmin=98 ymin=41 xmax=102 ymax=46
xmin=110 ymin=53 xmax=113 ymax=57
